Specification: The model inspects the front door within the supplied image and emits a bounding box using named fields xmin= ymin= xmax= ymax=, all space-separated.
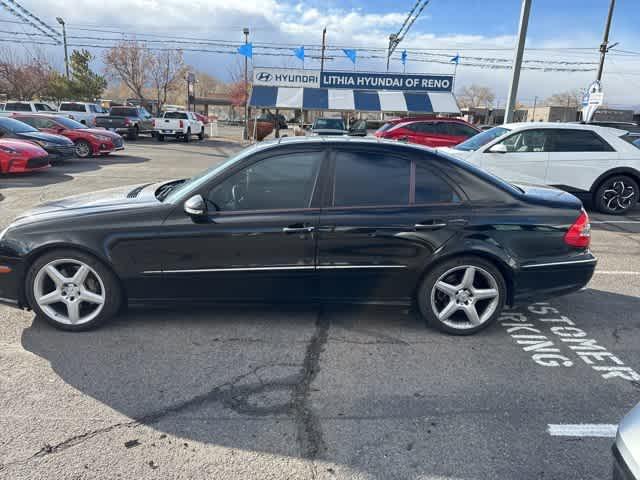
xmin=154 ymin=148 xmax=326 ymax=302
xmin=479 ymin=128 xmax=551 ymax=184
xmin=316 ymin=146 xmax=470 ymax=302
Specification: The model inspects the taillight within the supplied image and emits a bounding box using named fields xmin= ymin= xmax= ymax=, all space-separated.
xmin=564 ymin=210 xmax=591 ymax=248
xmin=179 ymin=120 xmax=184 ymax=129
xmin=124 ymin=118 xmax=130 ymax=126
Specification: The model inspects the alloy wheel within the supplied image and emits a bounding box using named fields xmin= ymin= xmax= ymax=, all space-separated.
xmin=601 ymin=180 xmax=636 ymax=213
xmin=75 ymin=141 xmax=91 ymax=158
xmin=430 ymin=265 xmax=500 ymax=331
xmin=33 ymin=258 xmax=106 ymax=325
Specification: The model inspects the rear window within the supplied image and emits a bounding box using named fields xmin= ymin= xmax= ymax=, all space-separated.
xmin=110 ymin=107 xmax=138 ymax=117
xmin=550 ymin=129 xmax=614 ymax=152
xmin=164 ymin=112 xmax=188 ymax=119
xmin=314 ymin=118 xmax=345 ymax=130
xmin=60 ymin=103 xmax=87 ymax=112
xmin=622 ymin=134 xmax=640 ymax=150
xmin=5 ymin=102 xmax=31 ymax=112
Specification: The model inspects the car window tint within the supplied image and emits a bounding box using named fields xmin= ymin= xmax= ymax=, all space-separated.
xmin=498 ymin=129 xmax=550 ymax=153
xmin=550 ymin=129 xmax=614 ymax=152
xmin=334 ymin=150 xmax=410 ymax=207
xmin=6 ymin=103 xmax=31 ymax=111
xmin=35 ymin=103 xmax=54 ymax=111
xmin=164 ymin=112 xmax=188 ymax=119
xmin=415 ymin=163 xmax=461 ymax=204
xmin=60 ymin=103 xmax=86 ymax=112
xmin=449 ymin=124 xmax=478 ymax=137
xmin=208 ymin=152 xmax=322 ymax=211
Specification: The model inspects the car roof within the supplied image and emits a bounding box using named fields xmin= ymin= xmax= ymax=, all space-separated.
xmin=387 ymin=116 xmax=470 ymax=124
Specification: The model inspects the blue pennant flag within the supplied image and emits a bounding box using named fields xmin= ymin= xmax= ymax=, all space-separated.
xmin=450 ymin=53 xmax=460 ymax=64
xmin=401 ymin=50 xmax=407 ymax=65
xmin=293 ymin=46 xmax=305 ymax=61
xmin=343 ymin=48 xmax=357 ymax=64
xmin=237 ymin=43 xmax=253 ymax=59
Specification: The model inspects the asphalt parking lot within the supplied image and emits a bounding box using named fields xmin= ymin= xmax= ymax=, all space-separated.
xmin=0 ymin=139 xmax=639 ymax=479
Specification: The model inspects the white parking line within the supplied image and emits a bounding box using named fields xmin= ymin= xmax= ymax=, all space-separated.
xmin=548 ymin=424 xmax=617 ymax=438
xmin=595 ymin=271 xmax=640 ymax=275
xmin=591 ymin=220 xmax=640 ymax=224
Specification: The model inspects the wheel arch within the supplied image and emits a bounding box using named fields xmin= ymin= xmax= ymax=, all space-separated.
xmin=414 ymin=246 xmax=516 ymax=306
xmin=589 ymin=167 xmax=640 ymax=194
xmin=21 ymin=242 xmax=126 ymax=308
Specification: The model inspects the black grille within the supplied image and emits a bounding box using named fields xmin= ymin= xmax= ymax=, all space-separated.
xmin=26 ymin=156 xmax=49 ymax=169
xmin=48 ymin=145 xmax=76 ymax=158
xmin=127 ymin=183 xmax=152 ymax=199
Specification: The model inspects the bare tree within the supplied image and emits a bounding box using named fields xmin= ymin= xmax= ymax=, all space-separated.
xmin=0 ymin=49 xmax=55 ymax=100
xmin=456 ymin=84 xmax=496 ymax=109
xmin=149 ymin=49 xmax=186 ymax=111
xmin=544 ymin=89 xmax=582 ymax=107
xmin=103 ymin=41 xmax=152 ymax=102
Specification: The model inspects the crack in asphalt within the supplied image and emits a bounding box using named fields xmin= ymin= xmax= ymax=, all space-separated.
xmin=1 ymin=314 xmax=331 ymax=471
xmin=292 ymin=309 xmax=329 ymax=461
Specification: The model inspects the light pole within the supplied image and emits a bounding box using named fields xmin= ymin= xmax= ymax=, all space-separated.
xmin=56 ymin=16 xmax=69 ymax=79
xmin=504 ymin=0 xmax=532 ymax=124
xmin=596 ymin=0 xmax=616 ymax=81
xmin=243 ymin=27 xmax=249 ymax=140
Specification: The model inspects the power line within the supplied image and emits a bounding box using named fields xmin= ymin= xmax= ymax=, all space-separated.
xmin=0 ymin=0 xmax=60 ymax=44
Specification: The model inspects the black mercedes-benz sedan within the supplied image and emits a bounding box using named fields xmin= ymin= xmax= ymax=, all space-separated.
xmin=0 ymin=117 xmax=76 ymax=162
xmin=0 ymin=137 xmax=596 ymax=334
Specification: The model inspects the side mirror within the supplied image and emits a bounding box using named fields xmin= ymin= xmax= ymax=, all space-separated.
xmin=184 ymin=194 xmax=206 ymax=217
xmin=488 ymin=143 xmax=508 ymax=154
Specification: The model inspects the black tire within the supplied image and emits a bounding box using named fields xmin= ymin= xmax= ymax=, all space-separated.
xmin=417 ymin=256 xmax=506 ymax=335
xmin=198 ymin=128 xmax=204 ymax=140
xmin=127 ymin=126 xmax=139 ymax=141
xmin=74 ymin=139 xmax=92 ymax=158
xmin=25 ymin=249 xmax=122 ymax=331
xmin=157 ymin=134 xmax=165 ymax=142
xmin=183 ymin=128 xmax=191 ymax=143
xmin=593 ymin=175 xmax=639 ymax=215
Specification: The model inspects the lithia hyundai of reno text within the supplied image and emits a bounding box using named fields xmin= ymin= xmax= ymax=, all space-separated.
xmin=0 ymin=137 xmax=596 ymax=334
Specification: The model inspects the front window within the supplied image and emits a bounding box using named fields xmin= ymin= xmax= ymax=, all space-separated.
xmin=0 ymin=117 xmax=39 ymax=133
xmin=455 ymin=126 xmax=509 ymax=151
xmin=313 ymin=118 xmax=345 ymax=130
xmin=207 ymin=152 xmax=322 ymax=211
xmin=496 ymin=129 xmax=550 ymax=153
xmin=34 ymin=103 xmax=55 ymax=112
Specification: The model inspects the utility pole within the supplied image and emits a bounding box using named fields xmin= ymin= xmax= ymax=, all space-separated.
xmin=386 ymin=34 xmax=397 ymax=72
xmin=531 ymin=95 xmax=537 ymax=121
xmin=596 ymin=0 xmax=616 ymax=81
xmin=320 ymin=27 xmax=327 ymax=73
xmin=56 ymin=16 xmax=69 ymax=79
xmin=243 ymin=27 xmax=250 ymax=140
xmin=504 ymin=0 xmax=532 ymax=124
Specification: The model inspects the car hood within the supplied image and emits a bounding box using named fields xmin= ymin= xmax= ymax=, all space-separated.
xmin=11 ymin=183 xmax=161 ymax=225
xmin=17 ymin=131 xmax=73 ymax=145
xmin=436 ymin=147 xmax=474 ymax=159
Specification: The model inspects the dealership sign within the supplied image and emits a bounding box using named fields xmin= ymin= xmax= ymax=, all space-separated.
xmin=321 ymin=71 xmax=453 ymax=92
xmin=253 ymin=67 xmax=453 ymax=92
xmin=582 ymin=80 xmax=604 ymax=123
xmin=253 ymin=68 xmax=320 ymax=88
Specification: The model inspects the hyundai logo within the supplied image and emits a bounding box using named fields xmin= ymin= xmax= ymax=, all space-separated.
xmin=256 ymin=72 xmax=273 ymax=82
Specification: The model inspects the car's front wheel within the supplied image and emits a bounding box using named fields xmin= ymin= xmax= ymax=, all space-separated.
xmin=74 ymin=139 xmax=92 ymax=158
xmin=26 ymin=250 xmax=122 ymax=331
xmin=417 ymin=256 xmax=506 ymax=335
xmin=594 ymin=175 xmax=639 ymax=215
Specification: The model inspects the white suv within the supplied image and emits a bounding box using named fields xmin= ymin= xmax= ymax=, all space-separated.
xmin=439 ymin=122 xmax=640 ymax=214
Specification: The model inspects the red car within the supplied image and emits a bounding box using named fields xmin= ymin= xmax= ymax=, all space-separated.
xmin=374 ymin=116 xmax=480 ymax=148
xmin=193 ymin=112 xmax=210 ymax=125
xmin=14 ymin=114 xmax=125 ymax=158
xmin=0 ymin=139 xmax=49 ymax=174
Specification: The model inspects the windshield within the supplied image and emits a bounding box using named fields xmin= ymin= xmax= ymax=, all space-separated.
xmin=55 ymin=117 xmax=88 ymax=129
xmin=455 ymin=126 xmax=509 ymax=151
xmin=0 ymin=117 xmax=39 ymax=133
xmin=162 ymin=143 xmax=265 ymax=203
xmin=164 ymin=112 xmax=188 ymax=119
xmin=313 ymin=118 xmax=345 ymax=130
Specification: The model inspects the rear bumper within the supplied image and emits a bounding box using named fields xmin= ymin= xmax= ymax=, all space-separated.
xmin=512 ymin=254 xmax=597 ymax=303
xmin=0 ymin=254 xmax=26 ymax=309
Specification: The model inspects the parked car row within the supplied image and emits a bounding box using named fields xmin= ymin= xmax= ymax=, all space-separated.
xmin=0 ymin=115 xmax=124 ymax=174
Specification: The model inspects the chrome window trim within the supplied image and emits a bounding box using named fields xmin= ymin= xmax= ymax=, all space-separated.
xmin=143 ymin=264 xmax=407 ymax=274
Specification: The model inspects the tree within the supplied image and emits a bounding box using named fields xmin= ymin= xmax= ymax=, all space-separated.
xmin=149 ymin=49 xmax=186 ymax=111
xmin=67 ymin=50 xmax=106 ymax=100
xmin=544 ymin=89 xmax=582 ymax=107
xmin=0 ymin=50 xmax=55 ymax=100
xmin=457 ymin=84 xmax=496 ymax=109
xmin=103 ymin=41 xmax=152 ymax=102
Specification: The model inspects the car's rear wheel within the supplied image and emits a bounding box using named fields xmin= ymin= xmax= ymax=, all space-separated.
xmin=157 ymin=134 xmax=165 ymax=142
xmin=417 ymin=256 xmax=506 ymax=335
xmin=594 ymin=175 xmax=639 ymax=215
xmin=128 ymin=126 xmax=139 ymax=141
xmin=198 ymin=128 xmax=204 ymax=140
xmin=183 ymin=128 xmax=191 ymax=143
xmin=74 ymin=139 xmax=92 ymax=158
xmin=26 ymin=249 xmax=122 ymax=331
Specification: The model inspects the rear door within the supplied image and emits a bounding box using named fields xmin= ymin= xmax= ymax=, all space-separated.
xmin=316 ymin=145 xmax=470 ymax=302
xmin=479 ymin=128 xmax=551 ymax=184
xmin=545 ymin=128 xmax=618 ymax=192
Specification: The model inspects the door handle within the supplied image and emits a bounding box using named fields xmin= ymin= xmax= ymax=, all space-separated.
xmin=414 ymin=221 xmax=448 ymax=231
xmin=283 ymin=225 xmax=315 ymax=234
